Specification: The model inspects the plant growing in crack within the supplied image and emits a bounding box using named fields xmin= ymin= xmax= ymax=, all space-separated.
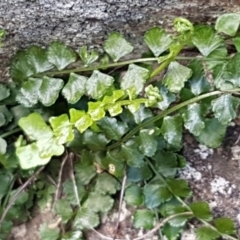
xmin=1 ymin=13 xmax=240 ymax=240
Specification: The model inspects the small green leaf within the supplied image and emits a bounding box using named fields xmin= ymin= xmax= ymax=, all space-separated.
xmin=85 ymin=192 xmax=113 ymax=213
xmin=49 ymin=114 xmax=74 ymax=144
xmin=38 ymin=76 xmax=64 ymax=106
xmin=75 ymin=163 xmax=97 ymax=185
xmin=144 ymin=181 xmax=172 ymax=208
xmin=86 ymin=70 xmax=114 ymax=99
xmin=161 ymin=115 xmax=182 ymax=148
xmin=137 ymin=128 xmax=158 ymax=157
xmin=121 ymin=140 xmax=145 ymax=167
xmin=104 ymin=32 xmax=133 ymax=62
xmin=125 ymin=185 xmax=144 ymax=206
xmin=131 ymin=104 xmax=153 ymax=124
xmin=196 ymin=118 xmax=227 ymax=148
xmin=133 ymin=209 xmax=154 ymax=229
xmin=0 ymin=170 xmax=13 ymax=200
xmin=211 ymin=94 xmax=240 ymax=125
xmin=121 ymin=64 xmax=149 ymax=94
xmin=144 ymin=27 xmax=172 ymax=57
xmin=0 ymin=106 xmax=12 ymax=126
xmin=62 ymin=230 xmax=83 ymax=240
xmin=39 ymin=223 xmax=60 ymax=240
xmin=215 ymin=13 xmax=240 ymax=36
xmin=127 ymin=162 xmax=152 ymax=182
xmin=47 ymin=41 xmax=77 ymax=70
xmin=163 ymin=61 xmax=192 ymax=93
xmin=190 ymin=201 xmax=213 ymax=221
xmin=79 ymin=46 xmax=99 ymax=66
xmin=145 ymin=84 xmax=163 ymax=106
xmin=108 ymin=103 xmax=123 ymax=116
xmin=195 ymin=226 xmax=220 ymax=240
xmin=69 ymin=109 xmax=93 ymax=133
xmin=88 ymin=101 xmax=106 ymax=121
xmin=83 ymin=130 xmax=110 ymax=151
xmin=0 ymin=137 xmax=7 ymax=155
xmin=214 ymin=217 xmax=236 ymax=235
xmin=63 ymin=179 xmax=86 ymax=205
xmin=167 ymin=179 xmax=192 ymax=198
xmin=152 ymin=150 xmax=178 ymax=178
xmin=73 ymin=208 xmax=99 ymax=230
xmin=97 ymin=117 xmax=128 ymax=141
xmin=62 ymin=73 xmax=87 ymax=104
xmin=182 ymin=103 xmax=205 ymax=136
xmin=0 ymin=84 xmax=10 ymax=101
xmin=54 ymin=199 xmax=73 ymax=223
xmin=0 ymin=112 xmax=5 ymax=126
xmin=206 ymin=47 xmax=228 ymax=70
xmin=192 ymin=25 xmax=223 ymax=56
xmin=16 ymin=78 xmax=42 ymax=107
xmin=95 ymin=172 xmax=120 ymax=194
xmin=19 ymin=112 xmax=53 ymax=140
xmin=163 ymin=223 xmax=183 ymax=240
xmin=233 ymin=37 xmax=240 ymax=52
xmin=188 ymin=60 xmax=211 ymax=95
xmin=157 ymin=85 xmax=176 ymax=110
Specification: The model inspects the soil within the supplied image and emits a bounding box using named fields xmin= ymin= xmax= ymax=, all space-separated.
xmin=7 ymin=121 xmax=240 ymax=240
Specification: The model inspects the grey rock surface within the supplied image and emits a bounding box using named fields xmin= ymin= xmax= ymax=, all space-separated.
xmin=0 ymin=0 xmax=239 ymax=81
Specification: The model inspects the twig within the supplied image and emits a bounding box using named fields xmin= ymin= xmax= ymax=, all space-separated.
xmin=69 ymin=152 xmax=80 ymax=207
xmin=91 ymin=212 xmax=192 ymax=240
xmin=0 ymin=166 xmax=45 ymax=230
xmin=113 ymin=171 xmax=127 ymax=240
xmin=53 ymin=152 xmax=69 ymax=207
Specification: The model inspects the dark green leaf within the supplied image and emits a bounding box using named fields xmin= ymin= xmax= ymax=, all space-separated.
xmin=163 ymin=223 xmax=183 ymax=240
xmin=19 ymin=112 xmax=53 ymax=140
xmin=167 ymin=179 xmax=191 ymax=198
xmin=188 ymin=60 xmax=211 ymax=95
xmin=79 ymin=46 xmax=99 ymax=66
xmin=133 ymin=209 xmax=154 ymax=229
xmin=95 ymin=172 xmax=120 ymax=194
xmin=125 ymin=185 xmax=144 ymax=206
xmin=182 ymin=103 xmax=205 ymax=136
xmin=84 ymin=191 xmax=113 ymax=213
xmin=196 ymin=118 xmax=227 ymax=148
xmin=69 ymin=109 xmax=93 ymax=133
xmin=206 ymin=47 xmax=228 ymax=70
xmin=47 ymin=41 xmax=77 ymax=70
xmin=97 ymin=117 xmax=129 ymax=141
xmin=0 ymin=105 xmax=12 ymax=126
xmin=121 ymin=64 xmax=149 ymax=94
xmin=86 ymin=70 xmax=114 ymax=99
xmin=104 ymin=32 xmax=133 ymax=62
xmin=137 ymin=128 xmax=158 ymax=157
xmin=214 ymin=217 xmax=236 ymax=235
xmin=161 ymin=115 xmax=182 ymax=148
xmin=190 ymin=201 xmax=213 ymax=221
xmin=0 ymin=112 xmax=5 ymax=126
xmin=62 ymin=230 xmax=83 ymax=240
xmin=62 ymin=73 xmax=87 ymax=104
xmin=49 ymin=114 xmax=74 ymax=144
xmin=83 ymin=130 xmax=110 ymax=151
xmin=144 ymin=181 xmax=172 ymax=208
xmin=195 ymin=226 xmax=220 ymax=240
xmin=73 ymin=208 xmax=99 ymax=230
xmin=0 ymin=137 xmax=7 ymax=154
xmin=152 ymin=150 xmax=178 ymax=178
xmin=163 ymin=61 xmax=192 ymax=93
xmin=215 ymin=13 xmax=240 ymax=36
xmin=0 ymin=170 xmax=13 ymax=200
xmin=131 ymin=104 xmax=153 ymax=124
xmin=0 ymin=84 xmax=10 ymax=101
xmin=144 ymin=27 xmax=172 ymax=57
xmin=38 ymin=76 xmax=64 ymax=106
xmin=39 ymin=223 xmax=60 ymax=240
xmin=63 ymin=179 xmax=86 ymax=205
xmin=54 ymin=199 xmax=73 ymax=223
xmin=74 ymin=163 xmax=97 ymax=185
xmin=127 ymin=163 xmax=153 ymax=182
xmin=121 ymin=140 xmax=145 ymax=167
xmin=192 ymin=25 xmax=223 ymax=56
xmin=157 ymin=85 xmax=176 ymax=110
xmin=211 ymin=94 xmax=240 ymax=125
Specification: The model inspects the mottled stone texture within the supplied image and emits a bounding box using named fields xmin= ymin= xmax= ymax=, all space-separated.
xmin=0 ymin=0 xmax=239 ymax=81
